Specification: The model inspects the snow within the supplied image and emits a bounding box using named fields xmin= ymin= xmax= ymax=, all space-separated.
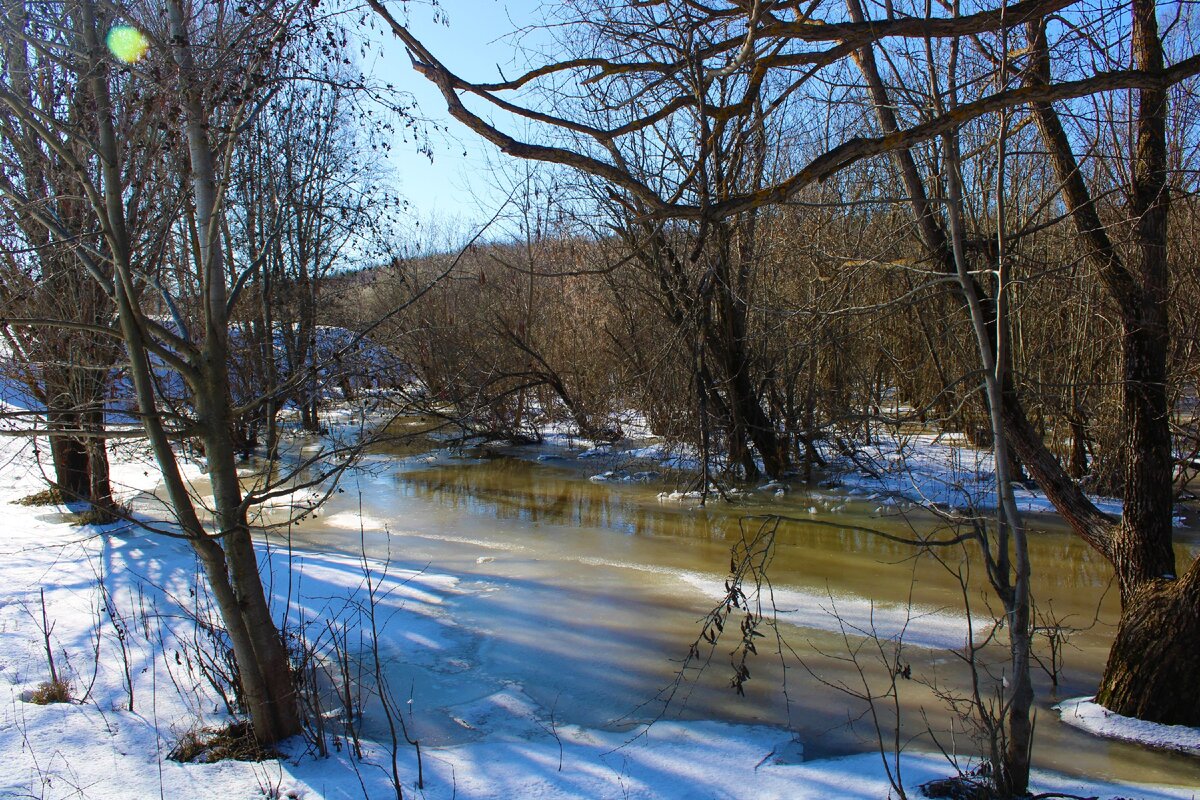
xmin=0 ymin=422 xmax=1196 ymax=798
xmin=1056 ymin=697 xmax=1200 ymax=757
xmin=624 ymin=443 xmax=701 ymax=471
xmin=825 ymin=430 xmax=1129 ymax=517
xmin=320 ymin=511 xmax=390 ymax=531
xmin=558 ymin=419 xmax=1143 ymax=524
xmin=577 ymin=445 xmax=615 ymax=459
xmin=588 ymin=470 xmax=660 ymax=484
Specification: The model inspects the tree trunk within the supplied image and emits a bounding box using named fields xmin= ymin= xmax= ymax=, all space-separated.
xmin=204 ymin=409 xmax=301 ymax=740
xmin=190 ymin=531 xmax=300 ymax=740
xmin=48 ymin=420 xmax=89 ymax=501
xmin=85 ymin=434 xmax=115 ymax=519
xmin=1018 ymin=0 xmax=1199 ymax=726
xmin=80 ymin=364 xmax=117 ymax=520
xmin=165 ymin=0 xmax=301 ymax=743
xmin=45 ymin=380 xmax=115 ymax=518
xmin=1096 ymin=570 xmax=1200 ymax=724
xmin=709 ymin=250 xmax=788 ymax=479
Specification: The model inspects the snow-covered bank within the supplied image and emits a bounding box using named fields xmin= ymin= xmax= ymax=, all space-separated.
xmin=568 ymin=422 xmax=1157 ymax=523
xmin=823 ymin=430 xmax=1130 ymax=517
xmin=1057 ymin=698 xmax=1200 ymax=758
xmin=437 ymin=403 xmax=1173 ymax=526
xmin=1 ymin=431 xmax=1197 ymax=799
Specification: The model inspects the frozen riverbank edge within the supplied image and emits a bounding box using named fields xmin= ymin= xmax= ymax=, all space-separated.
xmin=1 ymin=434 xmax=1196 ymax=799
xmin=1056 ymin=698 xmax=1200 ymax=758
xmin=574 ymin=425 xmax=1137 ymax=520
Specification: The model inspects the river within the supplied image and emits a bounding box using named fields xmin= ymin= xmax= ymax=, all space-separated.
xmin=263 ymin=430 xmax=1200 ymax=789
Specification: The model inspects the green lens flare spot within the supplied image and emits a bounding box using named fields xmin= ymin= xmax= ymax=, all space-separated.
xmin=106 ymin=25 xmax=149 ymax=64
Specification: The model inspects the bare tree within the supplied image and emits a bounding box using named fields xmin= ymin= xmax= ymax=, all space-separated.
xmin=0 ymin=0 xmax=138 ymax=518
xmin=1017 ymin=0 xmax=1200 ymax=725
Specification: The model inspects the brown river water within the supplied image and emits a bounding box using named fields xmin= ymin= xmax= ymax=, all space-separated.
xmin=258 ymin=431 xmax=1200 ymax=790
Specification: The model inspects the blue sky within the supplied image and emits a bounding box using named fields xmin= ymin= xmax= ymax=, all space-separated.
xmin=368 ymin=0 xmax=547 ymax=231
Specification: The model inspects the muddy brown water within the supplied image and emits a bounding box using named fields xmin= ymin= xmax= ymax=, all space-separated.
xmin=260 ymin=438 xmax=1200 ymax=789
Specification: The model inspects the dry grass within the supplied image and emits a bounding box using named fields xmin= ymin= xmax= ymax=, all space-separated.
xmin=919 ymin=775 xmax=998 ymax=800
xmin=167 ymin=721 xmax=279 ymax=764
xmin=28 ymin=678 xmax=71 ymax=705
xmin=72 ymin=503 xmax=129 ymax=526
xmin=17 ymin=487 xmax=65 ymax=506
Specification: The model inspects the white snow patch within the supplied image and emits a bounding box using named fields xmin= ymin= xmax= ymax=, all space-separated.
xmin=1056 ymin=697 xmax=1200 ymax=756
xmin=675 ymin=572 xmax=976 ymax=652
xmin=321 ymin=510 xmax=389 ymax=531
xmin=256 ymin=487 xmax=323 ymax=510
xmin=826 ymin=430 xmax=1131 ymax=518
xmin=573 ymin=556 xmax=976 ymax=652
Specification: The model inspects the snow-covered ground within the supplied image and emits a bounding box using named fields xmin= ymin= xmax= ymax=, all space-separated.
xmin=570 ymin=422 xmax=1148 ymax=522
xmin=824 ymin=429 xmax=1129 ymax=517
xmin=1 ymin=427 xmax=1197 ymax=799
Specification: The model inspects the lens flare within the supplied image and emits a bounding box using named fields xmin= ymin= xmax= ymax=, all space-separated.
xmin=106 ymin=25 xmax=149 ymax=64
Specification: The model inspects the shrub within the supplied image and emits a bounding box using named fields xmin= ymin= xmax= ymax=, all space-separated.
xmin=17 ymin=488 xmax=65 ymax=506
xmin=28 ymin=678 xmax=71 ymax=705
xmin=168 ymin=721 xmax=279 ymax=763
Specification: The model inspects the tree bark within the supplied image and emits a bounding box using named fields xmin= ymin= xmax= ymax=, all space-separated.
xmin=1095 ymin=566 xmax=1200 ymax=724
xmin=48 ymin=410 xmax=89 ymax=500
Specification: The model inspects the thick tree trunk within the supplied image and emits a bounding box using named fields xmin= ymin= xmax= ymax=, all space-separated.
xmin=46 ymin=380 xmax=116 ymax=519
xmin=80 ymin=402 xmax=117 ymax=522
xmin=48 ymin=420 xmax=89 ymax=501
xmin=1096 ymin=569 xmax=1200 ymax=724
xmin=85 ymin=434 xmax=114 ymax=518
xmin=1111 ymin=0 xmax=1175 ymax=601
xmin=204 ymin=401 xmax=300 ymax=740
xmin=1019 ymin=1 xmax=1199 ymax=726
xmin=709 ymin=253 xmax=788 ymax=479
xmin=728 ymin=364 xmax=787 ymax=478
xmin=80 ymin=366 xmax=117 ymax=520
xmin=300 ymin=399 xmax=319 ymax=433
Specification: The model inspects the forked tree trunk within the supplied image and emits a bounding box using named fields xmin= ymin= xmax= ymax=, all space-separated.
xmin=1019 ymin=0 xmax=1200 ymax=727
xmin=709 ymin=241 xmax=789 ymax=480
xmin=48 ymin=399 xmax=117 ymax=519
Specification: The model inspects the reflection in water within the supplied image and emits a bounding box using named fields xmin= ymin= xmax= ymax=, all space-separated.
xmin=395 ymin=458 xmax=1130 ymax=601
xmin=286 ymin=452 xmax=1200 ymax=788
xmin=400 ymin=460 xmax=730 ymax=540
